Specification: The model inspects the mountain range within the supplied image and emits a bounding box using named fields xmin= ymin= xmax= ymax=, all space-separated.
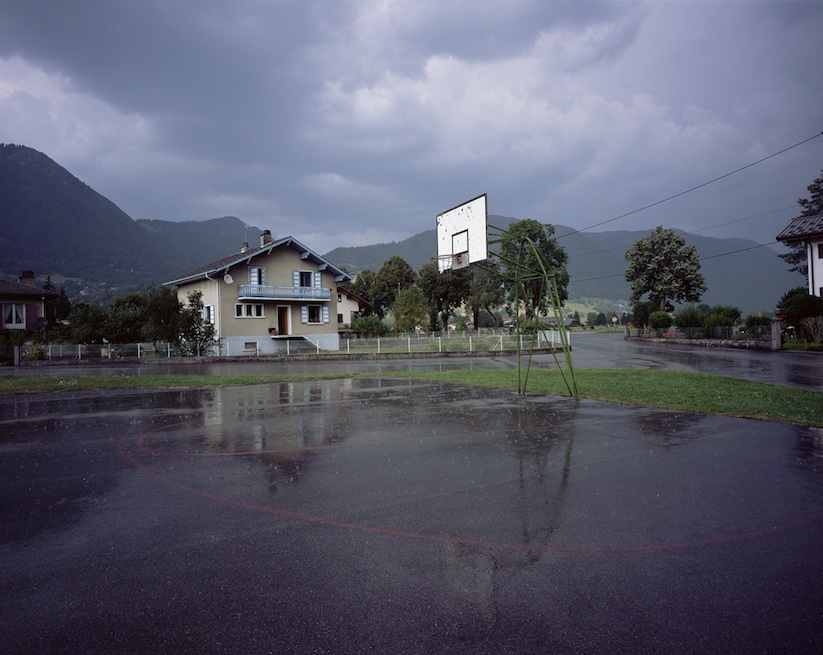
xmin=0 ymin=143 xmax=805 ymax=313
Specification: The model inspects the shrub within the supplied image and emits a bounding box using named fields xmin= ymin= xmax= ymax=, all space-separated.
xmin=702 ymin=305 xmax=741 ymax=339
xmin=778 ymin=288 xmax=823 ymax=338
xmin=674 ymin=304 xmax=703 ymax=337
xmin=352 ymin=315 xmax=388 ymax=337
xmin=649 ymin=311 xmax=672 ymax=330
xmin=743 ymin=313 xmax=772 ymax=338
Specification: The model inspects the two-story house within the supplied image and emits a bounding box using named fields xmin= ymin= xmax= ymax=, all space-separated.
xmin=165 ymin=231 xmax=352 ymax=355
xmin=776 ymin=213 xmax=823 ymax=298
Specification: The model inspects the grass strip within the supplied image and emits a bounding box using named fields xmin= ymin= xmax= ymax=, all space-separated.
xmin=381 ymin=368 xmax=823 ymax=427
xmin=0 ymin=373 xmax=349 ymax=395
xmin=1 ymin=369 xmax=820 ymax=426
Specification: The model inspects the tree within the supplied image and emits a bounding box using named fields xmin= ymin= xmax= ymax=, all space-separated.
xmin=777 ymin=286 xmax=823 ymax=340
xmin=631 ymin=299 xmax=659 ymax=336
xmin=779 ymin=169 xmax=823 ymax=275
xmin=498 ymin=219 xmax=569 ymax=320
xmin=67 ymin=302 xmax=108 ymax=343
xmin=625 ymin=226 xmax=707 ymax=311
xmin=417 ymin=262 xmax=472 ymax=331
xmin=177 ymin=290 xmax=217 ymax=356
xmin=349 ymin=269 xmax=379 ymax=317
xmin=373 ymin=256 xmax=417 ymax=319
xmin=106 ymin=293 xmax=149 ymax=343
xmin=393 ymin=286 xmax=429 ymax=332
xmin=144 ymin=286 xmax=182 ymax=343
xmin=465 ymin=262 xmax=505 ymax=328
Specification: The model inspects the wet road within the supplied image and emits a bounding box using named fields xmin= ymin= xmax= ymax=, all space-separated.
xmin=2 ymin=366 xmax=823 ymax=653
xmin=3 ymin=332 xmax=823 ymax=391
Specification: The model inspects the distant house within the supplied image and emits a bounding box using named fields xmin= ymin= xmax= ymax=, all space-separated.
xmin=1 ymin=271 xmax=58 ymax=332
xmin=776 ymin=213 xmax=823 ymax=297
xmin=165 ymin=231 xmax=352 ymax=355
xmin=336 ymin=287 xmax=370 ymax=330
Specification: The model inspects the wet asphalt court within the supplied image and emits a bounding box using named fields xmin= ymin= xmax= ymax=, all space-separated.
xmin=2 ymin=336 xmax=823 ymax=654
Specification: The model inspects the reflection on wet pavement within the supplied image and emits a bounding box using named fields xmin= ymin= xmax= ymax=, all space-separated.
xmin=2 ymin=377 xmax=823 ymax=654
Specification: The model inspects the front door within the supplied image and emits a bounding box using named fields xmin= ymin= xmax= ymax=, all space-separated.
xmin=277 ymin=306 xmax=290 ymax=335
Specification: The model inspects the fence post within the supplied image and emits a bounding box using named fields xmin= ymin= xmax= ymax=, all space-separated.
xmin=438 ymin=336 xmax=442 ymax=352
xmin=469 ymin=335 xmax=473 ymax=352
xmin=378 ymin=338 xmax=381 ymax=354
xmin=408 ymin=337 xmax=411 ymax=354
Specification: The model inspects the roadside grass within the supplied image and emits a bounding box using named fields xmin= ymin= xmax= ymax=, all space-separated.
xmin=1 ymin=368 xmax=820 ymax=427
xmin=0 ymin=373 xmax=349 ymax=395
xmin=382 ymin=368 xmax=823 ymax=427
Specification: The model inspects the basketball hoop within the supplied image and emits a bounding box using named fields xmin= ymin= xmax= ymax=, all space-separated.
xmin=434 ymin=252 xmax=470 ymax=272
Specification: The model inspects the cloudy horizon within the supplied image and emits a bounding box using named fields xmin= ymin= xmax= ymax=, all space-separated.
xmin=1 ymin=0 xmax=821 ymax=255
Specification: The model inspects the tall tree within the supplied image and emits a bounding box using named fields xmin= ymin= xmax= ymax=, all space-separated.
xmin=144 ymin=285 xmax=182 ymax=343
xmin=393 ymin=286 xmax=429 ymax=332
xmin=374 ymin=256 xmax=417 ymax=318
xmin=349 ymin=269 xmax=379 ymax=317
xmin=625 ymin=226 xmax=707 ymax=311
xmin=417 ymin=262 xmax=472 ymax=330
xmin=497 ymin=219 xmax=569 ymax=320
xmin=465 ymin=262 xmax=505 ymax=328
xmin=779 ymin=169 xmax=823 ymax=276
xmin=177 ymin=290 xmax=217 ymax=356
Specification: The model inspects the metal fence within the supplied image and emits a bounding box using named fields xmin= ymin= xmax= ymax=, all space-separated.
xmin=8 ymin=330 xmax=566 ymax=362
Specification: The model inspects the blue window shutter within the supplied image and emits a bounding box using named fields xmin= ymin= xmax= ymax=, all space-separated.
xmin=314 ymin=272 xmax=321 ymax=288
xmin=322 ymin=306 xmax=330 ymax=324
xmin=301 ymin=306 xmax=308 ymax=324
xmin=260 ymin=268 xmax=266 ymax=285
xmin=293 ymin=270 xmax=300 ymax=287
xmin=249 ymin=268 xmax=259 ymax=285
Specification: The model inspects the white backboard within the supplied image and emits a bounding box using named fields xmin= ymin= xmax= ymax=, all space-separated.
xmin=436 ymin=193 xmax=488 ymax=272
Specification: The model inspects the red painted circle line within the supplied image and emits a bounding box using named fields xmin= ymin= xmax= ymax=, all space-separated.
xmin=118 ymin=428 xmax=823 ymax=555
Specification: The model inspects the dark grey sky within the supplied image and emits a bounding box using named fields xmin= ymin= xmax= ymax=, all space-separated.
xmin=1 ymin=0 xmax=821 ymax=254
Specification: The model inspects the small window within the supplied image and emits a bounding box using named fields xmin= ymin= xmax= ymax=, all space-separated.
xmin=818 ymin=243 xmax=823 ymax=259
xmin=3 ymin=303 xmax=25 ymax=329
xmin=338 ymin=313 xmax=343 ymax=324
xmin=299 ymin=271 xmax=313 ymax=287
xmin=308 ymin=305 xmax=321 ymax=323
xmin=337 ymin=293 xmax=342 ymax=302
xmin=235 ymin=303 xmax=264 ymax=318
xmin=249 ymin=267 xmax=266 ymax=285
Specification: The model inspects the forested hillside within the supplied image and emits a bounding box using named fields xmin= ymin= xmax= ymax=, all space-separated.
xmin=0 ymin=143 xmax=805 ymax=312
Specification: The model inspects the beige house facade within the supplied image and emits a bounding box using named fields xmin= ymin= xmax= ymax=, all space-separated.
xmin=166 ymin=231 xmax=352 ymax=355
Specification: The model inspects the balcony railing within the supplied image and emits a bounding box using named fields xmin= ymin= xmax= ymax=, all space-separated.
xmin=238 ymin=284 xmax=331 ymax=301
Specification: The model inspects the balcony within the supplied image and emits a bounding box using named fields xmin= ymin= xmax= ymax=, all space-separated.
xmin=238 ymin=284 xmax=331 ymax=301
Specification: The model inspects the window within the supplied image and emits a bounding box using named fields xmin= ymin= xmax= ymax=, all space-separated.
xmin=249 ymin=267 xmax=266 ymax=285
xmin=301 ymin=305 xmax=329 ymax=324
xmin=337 ymin=293 xmax=342 ymax=302
xmin=818 ymin=243 xmax=823 ymax=259
xmin=202 ymin=305 xmax=215 ymax=324
xmin=299 ymin=271 xmax=313 ymax=287
xmin=235 ymin=303 xmax=264 ymax=318
xmin=3 ymin=303 xmax=24 ymax=329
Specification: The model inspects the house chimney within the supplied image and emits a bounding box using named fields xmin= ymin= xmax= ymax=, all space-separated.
xmin=18 ymin=270 xmax=36 ymax=287
xmin=261 ymin=230 xmax=273 ymax=247
xmin=240 ymin=242 xmax=249 ymax=253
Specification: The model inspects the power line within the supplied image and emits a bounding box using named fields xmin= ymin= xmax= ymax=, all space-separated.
xmin=559 ymin=130 xmax=823 ymax=240
xmin=573 ymin=239 xmax=783 ymax=284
